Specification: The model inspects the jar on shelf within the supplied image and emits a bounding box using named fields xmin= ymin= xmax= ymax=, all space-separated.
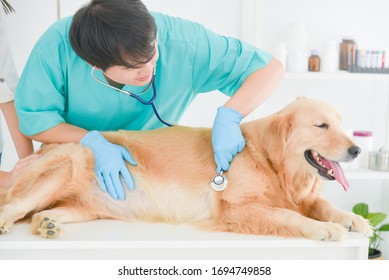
xmin=339 ymin=37 xmax=357 ymax=70
xmin=308 ymin=49 xmax=320 ymax=72
xmin=369 ymin=148 xmax=389 ymax=171
xmin=321 ymin=40 xmax=338 ymax=72
xmin=353 ymin=130 xmax=373 ymax=169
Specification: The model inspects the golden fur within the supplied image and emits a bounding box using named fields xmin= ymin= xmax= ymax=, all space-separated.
xmin=0 ymin=97 xmax=373 ymax=240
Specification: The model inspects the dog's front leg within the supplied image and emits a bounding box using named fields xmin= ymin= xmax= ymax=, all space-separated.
xmin=216 ymin=203 xmax=349 ymax=241
xmin=305 ymin=198 xmax=373 ymax=237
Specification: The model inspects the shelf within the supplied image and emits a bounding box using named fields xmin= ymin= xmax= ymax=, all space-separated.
xmin=284 ymin=71 xmax=389 ymax=81
xmin=345 ymin=168 xmax=389 ymax=180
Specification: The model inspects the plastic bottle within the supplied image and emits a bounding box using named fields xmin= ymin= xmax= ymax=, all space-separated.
xmin=356 ymin=49 xmax=366 ymax=68
xmin=366 ymin=50 xmax=372 ymax=68
xmin=353 ymin=130 xmax=373 ymax=169
xmin=371 ymin=51 xmax=377 ymax=68
xmin=339 ymin=37 xmax=357 ymax=70
xmin=286 ymin=51 xmax=306 ymax=72
xmin=381 ymin=51 xmax=386 ymax=68
xmin=308 ymin=49 xmax=320 ymax=72
xmin=321 ymin=40 xmax=338 ymax=72
xmin=376 ymin=51 xmax=382 ymax=69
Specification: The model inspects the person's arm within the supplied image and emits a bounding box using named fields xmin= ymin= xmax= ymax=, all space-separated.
xmin=223 ymin=58 xmax=284 ymax=117
xmin=27 ymin=122 xmax=88 ymax=144
xmin=0 ymin=101 xmax=33 ymax=158
xmin=190 ymin=23 xmax=284 ymax=171
xmin=211 ymin=58 xmax=284 ymax=173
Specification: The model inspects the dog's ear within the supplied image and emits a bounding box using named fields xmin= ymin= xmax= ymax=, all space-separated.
xmin=263 ymin=113 xmax=292 ymax=165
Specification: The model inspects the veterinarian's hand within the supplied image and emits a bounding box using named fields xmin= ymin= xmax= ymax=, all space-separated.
xmin=212 ymin=106 xmax=245 ymax=173
xmin=80 ymin=130 xmax=136 ymax=200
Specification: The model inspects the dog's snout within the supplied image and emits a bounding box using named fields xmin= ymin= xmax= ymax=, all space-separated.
xmin=348 ymin=145 xmax=361 ymax=158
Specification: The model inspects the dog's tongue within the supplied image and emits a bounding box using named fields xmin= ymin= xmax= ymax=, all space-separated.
xmin=322 ymin=159 xmax=350 ymax=191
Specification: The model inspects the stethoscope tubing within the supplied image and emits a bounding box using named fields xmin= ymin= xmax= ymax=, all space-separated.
xmin=91 ymin=66 xmax=173 ymax=127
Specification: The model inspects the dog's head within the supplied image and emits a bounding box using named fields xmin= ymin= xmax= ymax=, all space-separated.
xmin=263 ymin=97 xmax=359 ymax=191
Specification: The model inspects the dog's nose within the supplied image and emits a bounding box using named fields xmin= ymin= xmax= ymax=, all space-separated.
xmin=348 ymin=145 xmax=361 ymax=158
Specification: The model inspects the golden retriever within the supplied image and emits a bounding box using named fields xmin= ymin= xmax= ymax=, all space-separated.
xmin=0 ymin=97 xmax=373 ymax=240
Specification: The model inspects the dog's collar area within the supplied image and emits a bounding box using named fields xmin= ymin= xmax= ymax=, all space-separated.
xmin=304 ymin=150 xmax=350 ymax=191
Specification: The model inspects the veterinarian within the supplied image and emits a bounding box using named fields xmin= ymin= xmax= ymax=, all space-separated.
xmin=14 ymin=0 xmax=283 ymax=200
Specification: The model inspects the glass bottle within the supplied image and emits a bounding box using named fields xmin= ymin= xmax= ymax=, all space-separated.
xmin=308 ymin=49 xmax=320 ymax=72
xmin=339 ymin=37 xmax=357 ymax=70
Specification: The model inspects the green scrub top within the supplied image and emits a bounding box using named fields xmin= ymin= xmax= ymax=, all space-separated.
xmin=15 ymin=12 xmax=272 ymax=136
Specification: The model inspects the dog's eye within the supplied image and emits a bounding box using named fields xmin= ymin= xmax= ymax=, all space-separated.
xmin=315 ymin=123 xmax=329 ymax=129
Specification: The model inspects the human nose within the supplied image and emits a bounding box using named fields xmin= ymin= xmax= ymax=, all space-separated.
xmin=137 ymin=61 xmax=155 ymax=75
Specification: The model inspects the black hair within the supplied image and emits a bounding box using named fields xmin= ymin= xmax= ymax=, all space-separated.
xmin=69 ymin=0 xmax=157 ymax=71
xmin=1 ymin=0 xmax=15 ymax=14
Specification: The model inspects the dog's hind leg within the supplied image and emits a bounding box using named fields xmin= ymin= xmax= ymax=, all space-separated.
xmin=0 ymin=143 xmax=95 ymax=235
xmin=30 ymin=205 xmax=98 ymax=239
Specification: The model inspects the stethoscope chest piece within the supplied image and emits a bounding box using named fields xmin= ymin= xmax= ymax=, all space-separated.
xmin=210 ymin=172 xmax=228 ymax=192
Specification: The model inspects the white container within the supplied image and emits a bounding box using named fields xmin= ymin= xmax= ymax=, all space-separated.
xmin=286 ymin=51 xmax=307 ymax=72
xmin=353 ymin=130 xmax=373 ymax=169
xmin=321 ymin=40 xmax=338 ymax=72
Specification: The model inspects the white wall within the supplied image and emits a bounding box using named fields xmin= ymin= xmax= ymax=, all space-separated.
xmin=1 ymin=0 xmax=389 ymax=258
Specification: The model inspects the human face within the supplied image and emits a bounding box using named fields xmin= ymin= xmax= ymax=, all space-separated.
xmin=103 ymin=44 xmax=159 ymax=87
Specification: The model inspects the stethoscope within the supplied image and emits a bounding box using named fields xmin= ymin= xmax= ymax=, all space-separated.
xmin=91 ymin=66 xmax=227 ymax=191
xmin=210 ymin=171 xmax=228 ymax=192
xmin=91 ymin=66 xmax=173 ymax=127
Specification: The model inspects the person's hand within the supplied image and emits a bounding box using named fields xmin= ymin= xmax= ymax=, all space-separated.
xmin=80 ymin=130 xmax=136 ymax=200
xmin=212 ymin=106 xmax=245 ymax=173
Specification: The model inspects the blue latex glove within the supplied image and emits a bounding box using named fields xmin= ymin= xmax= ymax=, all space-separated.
xmin=80 ymin=130 xmax=136 ymax=200
xmin=212 ymin=106 xmax=246 ymax=173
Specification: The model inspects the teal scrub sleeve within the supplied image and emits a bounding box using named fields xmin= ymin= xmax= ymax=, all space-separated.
xmin=192 ymin=27 xmax=272 ymax=96
xmin=15 ymin=44 xmax=66 ymax=136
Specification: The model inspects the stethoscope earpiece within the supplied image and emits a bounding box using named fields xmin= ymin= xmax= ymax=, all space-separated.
xmin=210 ymin=171 xmax=228 ymax=192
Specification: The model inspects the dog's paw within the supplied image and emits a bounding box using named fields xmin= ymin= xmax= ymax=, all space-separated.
xmin=0 ymin=213 xmax=13 ymax=235
xmin=349 ymin=213 xmax=374 ymax=237
xmin=0 ymin=225 xmax=10 ymax=235
xmin=306 ymin=222 xmax=347 ymax=241
xmin=329 ymin=211 xmax=374 ymax=237
xmin=31 ymin=216 xmax=61 ymax=239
